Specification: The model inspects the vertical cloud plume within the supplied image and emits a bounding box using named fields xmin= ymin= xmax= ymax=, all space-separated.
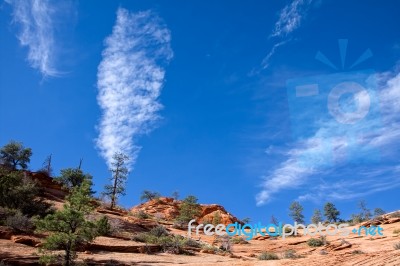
xmin=96 ymin=8 xmax=173 ymax=169
xmin=6 ymin=0 xmax=60 ymax=77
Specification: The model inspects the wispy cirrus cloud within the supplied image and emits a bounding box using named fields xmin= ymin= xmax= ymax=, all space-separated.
xmin=6 ymin=0 xmax=62 ymax=77
xmin=261 ymin=41 xmax=288 ymax=70
xmin=270 ymin=0 xmax=312 ymax=38
xmin=261 ymin=0 xmax=313 ymax=70
xmin=256 ymin=67 xmax=400 ymax=205
xmin=96 ymin=8 xmax=173 ymax=169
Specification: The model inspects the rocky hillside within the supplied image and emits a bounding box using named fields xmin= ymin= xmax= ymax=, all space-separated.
xmin=0 ymin=171 xmax=399 ymax=265
xmin=130 ymin=197 xmax=240 ymax=225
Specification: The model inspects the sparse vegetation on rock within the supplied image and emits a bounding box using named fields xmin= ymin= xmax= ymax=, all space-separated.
xmin=283 ymin=249 xmax=302 ymax=259
xmin=352 ymin=249 xmax=364 ymax=254
xmin=96 ymin=215 xmax=112 ymax=236
xmin=132 ymin=225 xmax=196 ymax=254
xmin=140 ymin=190 xmax=161 ymax=202
xmin=176 ymin=195 xmax=201 ymax=224
xmin=35 ymin=179 xmax=99 ymax=266
xmin=258 ymin=251 xmax=279 ymax=260
xmin=374 ymin=208 xmax=386 ymax=217
xmin=0 ymin=140 xmax=399 ymax=265
xmin=307 ymin=237 xmax=324 ymax=247
xmin=132 ymin=210 xmax=150 ymax=219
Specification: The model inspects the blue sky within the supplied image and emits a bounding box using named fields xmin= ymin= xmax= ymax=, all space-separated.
xmin=1 ymin=0 xmax=399 ymax=224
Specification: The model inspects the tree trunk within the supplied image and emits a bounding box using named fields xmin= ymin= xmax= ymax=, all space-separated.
xmin=65 ymin=248 xmax=70 ymax=266
xmin=110 ymin=164 xmax=120 ymax=210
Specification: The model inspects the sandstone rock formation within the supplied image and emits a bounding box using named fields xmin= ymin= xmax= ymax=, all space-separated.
xmin=130 ymin=197 xmax=240 ymax=225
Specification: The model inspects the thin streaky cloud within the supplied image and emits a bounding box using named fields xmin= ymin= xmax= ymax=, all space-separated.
xmin=271 ymin=0 xmax=312 ymax=38
xmin=261 ymin=41 xmax=287 ymax=69
xmin=6 ymin=0 xmax=60 ymax=77
xmin=260 ymin=0 xmax=313 ymax=71
xmin=96 ymin=8 xmax=173 ymax=169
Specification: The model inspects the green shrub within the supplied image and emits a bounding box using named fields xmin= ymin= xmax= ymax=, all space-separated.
xmin=350 ymin=214 xmax=363 ymax=225
xmin=132 ymin=210 xmax=149 ymax=219
xmin=104 ymin=260 xmax=120 ymax=266
xmin=132 ymin=232 xmax=151 ymax=243
xmin=149 ymin=225 xmax=169 ymax=237
xmin=132 ymin=231 xmax=186 ymax=254
xmin=157 ymin=235 xmax=186 ymax=254
xmin=212 ymin=212 xmax=221 ymax=225
xmin=394 ymin=242 xmax=400 ymax=250
xmin=201 ymin=244 xmax=219 ymax=254
xmin=172 ymin=221 xmax=185 ymax=229
xmin=201 ymin=218 xmax=212 ymax=224
xmin=133 ymin=226 xmax=170 ymax=243
xmin=217 ymin=235 xmax=231 ymax=252
xmin=393 ymin=228 xmax=400 ymax=235
xmin=0 ymin=169 xmax=53 ymax=217
xmin=55 ymin=168 xmax=93 ymax=190
xmin=176 ymin=195 xmax=201 ymax=223
xmin=183 ymin=238 xmax=201 ymax=248
xmin=390 ymin=211 xmax=400 ymax=218
xmin=230 ymin=236 xmax=249 ymax=244
xmin=320 ymin=235 xmax=328 ymax=245
xmin=140 ymin=190 xmax=161 ymax=202
xmin=352 ymin=250 xmax=364 ymax=254
xmin=96 ymin=216 xmax=111 ymax=236
xmin=5 ymin=211 xmax=33 ymax=233
xmin=258 ymin=251 xmax=279 ymax=260
xmin=283 ymin=249 xmax=300 ymax=259
xmin=307 ymin=238 xmax=324 ymax=247
xmin=154 ymin=212 xmax=165 ymax=221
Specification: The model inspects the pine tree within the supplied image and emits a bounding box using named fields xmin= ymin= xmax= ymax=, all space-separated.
xmin=271 ymin=215 xmax=279 ymax=226
xmin=171 ymin=191 xmax=179 ymax=200
xmin=140 ymin=190 xmax=161 ymax=202
xmin=212 ymin=211 xmax=221 ymax=225
xmin=311 ymin=209 xmax=322 ymax=224
xmin=56 ymin=168 xmax=93 ymax=190
xmin=373 ymin=208 xmax=386 ymax=217
xmin=289 ymin=201 xmax=305 ymax=224
xmin=324 ymin=202 xmax=340 ymax=223
xmin=176 ymin=195 xmax=201 ymax=224
xmin=103 ymin=152 xmax=129 ymax=210
xmin=358 ymin=200 xmax=372 ymax=221
xmin=41 ymin=154 xmax=53 ymax=176
xmin=35 ymin=180 xmax=98 ymax=266
xmin=0 ymin=141 xmax=32 ymax=170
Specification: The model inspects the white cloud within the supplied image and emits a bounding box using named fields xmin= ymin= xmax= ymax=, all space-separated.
xmin=261 ymin=41 xmax=287 ymax=69
xmin=6 ymin=0 xmax=61 ymax=77
xmin=256 ymin=68 xmax=400 ymax=205
xmin=260 ymin=0 xmax=313 ymax=70
xmin=96 ymin=8 xmax=173 ymax=169
xmin=271 ymin=0 xmax=312 ymax=38
xmin=256 ymin=158 xmax=314 ymax=205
